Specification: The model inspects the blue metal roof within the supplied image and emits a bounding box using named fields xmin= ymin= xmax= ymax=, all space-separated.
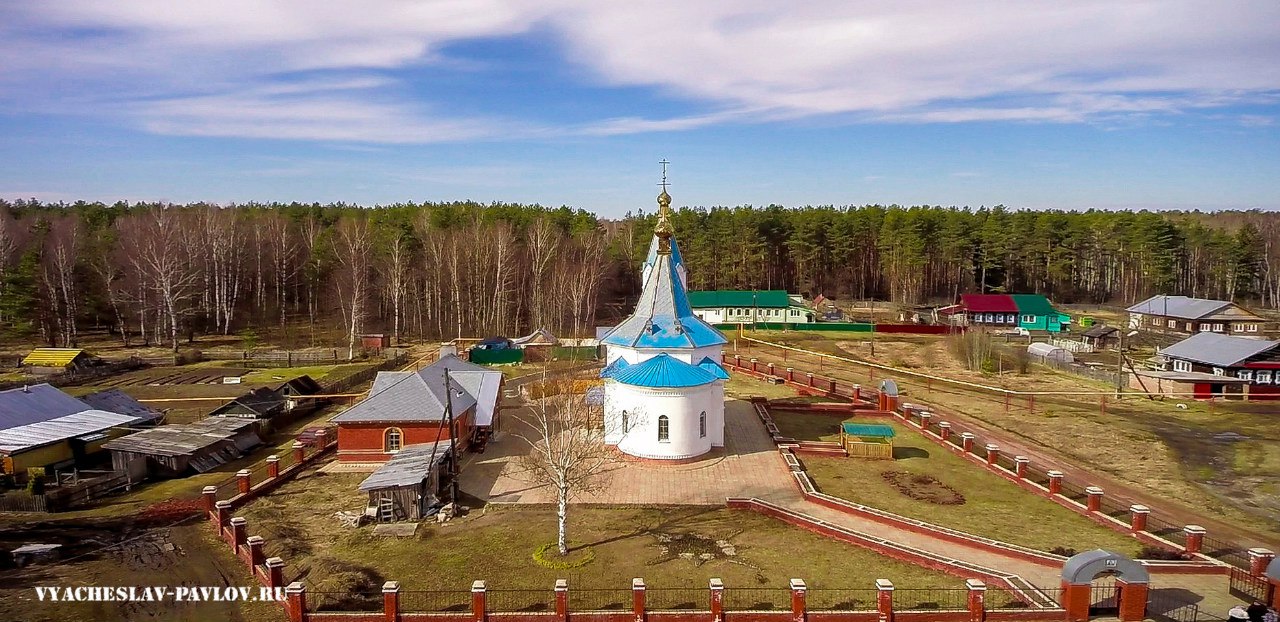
xmin=696 ymin=356 xmax=730 ymax=380
xmin=602 ymin=233 xmax=727 ymax=349
xmin=644 ymin=232 xmax=684 ymax=273
xmin=600 ymin=357 xmax=631 ymax=378
xmin=609 ymin=354 xmax=718 ymax=388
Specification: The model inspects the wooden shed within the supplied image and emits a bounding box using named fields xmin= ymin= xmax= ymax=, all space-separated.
xmin=840 ymin=421 xmax=895 ymax=459
xmin=358 ymin=442 xmax=452 ymax=522
xmin=21 ymin=349 xmax=96 ymax=375
xmin=361 ymin=334 xmax=392 ymax=350
xmin=102 ymin=418 xmax=261 ymax=478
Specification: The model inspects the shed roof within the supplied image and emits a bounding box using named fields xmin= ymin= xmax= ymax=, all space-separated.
xmin=1126 ymin=295 xmax=1231 ymax=319
xmin=21 ymin=348 xmax=88 ymax=367
xmin=358 ymin=442 xmax=451 ymax=491
xmin=80 ymin=389 xmax=163 ymax=424
xmin=687 ymin=290 xmax=794 ymax=309
xmin=959 ymin=294 xmax=1018 ymax=313
xmin=1081 ymin=325 xmax=1118 ymax=339
xmin=211 ymin=387 xmax=286 ymax=418
xmin=841 ymin=422 xmax=895 ymax=438
xmin=101 ymin=417 xmax=258 ymax=457
xmin=0 ymin=384 xmax=97 ymax=430
xmin=0 ymin=409 xmax=144 ymax=453
xmin=1159 ymin=332 xmax=1279 ymax=368
xmin=609 ymin=353 xmax=718 ymax=388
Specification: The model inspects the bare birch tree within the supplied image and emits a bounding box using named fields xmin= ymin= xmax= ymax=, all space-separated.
xmin=333 ymin=216 xmax=373 ymax=360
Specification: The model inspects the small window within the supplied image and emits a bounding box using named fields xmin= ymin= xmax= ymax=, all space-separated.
xmin=1247 ymin=324 xmax=1258 ymax=332
xmin=1173 ymin=360 xmax=1192 ymax=373
xmin=1213 ymin=367 xmax=1224 ymax=376
xmin=1168 ymin=320 xmax=1177 ymax=328
xmin=699 ymin=411 xmax=707 ymax=438
xmin=1021 ymin=315 xmax=1035 ymax=323
xmin=1258 ymin=371 xmax=1273 ymax=384
xmin=1238 ymin=370 xmax=1253 ymax=381
xmin=1183 ymin=321 xmax=1191 ymax=330
xmin=622 ymin=411 xmax=629 ymax=433
xmin=1232 ymin=323 xmax=1243 ymax=332
xmin=657 ymin=415 xmax=669 ymax=442
xmin=1213 ymin=323 xmax=1224 ymax=332
xmin=384 ymin=428 xmax=403 ymax=452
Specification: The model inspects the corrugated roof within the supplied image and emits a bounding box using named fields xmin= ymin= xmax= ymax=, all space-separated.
xmin=959 ymin=294 xmax=1018 ymax=313
xmin=599 ymin=357 xmax=631 ymax=379
xmin=0 ymin=409 xmax=144 ymax=453
xmin=358 ymin=442 xmax=450 ymax=491
xmin=687 ymin=290 xmax=793 ymax=309
xmin=102 ymin=417 xmax=258 ymax=457
xmin=1126 ymin=295 xmax=1231 ymax=319
xmin=21 ymin=348 xmax=87 ymax=367
xmin=601 ymin=233 xmax=727 ymax=350
xmin=0 ymin=384 xmax=96 ymax=430
xmin=1009 ymin=294 xmax=1059 ymax=316
xmin=1159 ymin=332 xmax=1279 ymax=367
xmin=80 ymin=389 xmax=163 ymax=424
xmin=1081 ymin=325 xmax=1118 ymax=338
xmin=609 ymin=353 xmax=718 ymax=388
xmin=696 ymin=356 xmax=731 ymax=380
xmin=841 ymin=422 xmax=895 ymax=438
xmin=333 ymin=354 xmax=499 ymax=424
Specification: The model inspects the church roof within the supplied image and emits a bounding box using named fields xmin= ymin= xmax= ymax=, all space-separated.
xmin=644 ymin=233 xmax=684 ymax=272
xmin=696 ymin=356 xmax=730 ymax=379
xmin=609 ymin=353 xmax=718 ymax=388
xmin=599 ymin=357 xmax=631 ymax=378
xmin=602 ymin=235 xmax=726 ymax=349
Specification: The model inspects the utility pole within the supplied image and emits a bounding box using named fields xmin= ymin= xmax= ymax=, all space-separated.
xmin=1115 ymin=329 xmax=1124 ymax=397
xmin=444 ymin=368 xmax=460 ymax=502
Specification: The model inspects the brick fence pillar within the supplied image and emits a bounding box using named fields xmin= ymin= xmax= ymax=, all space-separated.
xmin=236 ymin=469 xmax=252 ymax=495
xmin=1060 ymin=582 xmax=1090 ymax=622
xmin=1047 ymin=471 xmax=1064 ymax=495
xmin=292 ymin=441 xmax=305 ymax=464
xmin=806 ymin=373 xmax=815 ymax=387
xmin=853 ymin=384 xmax=861 ymax=401
xmin=230 ymin=517 xmax=248 ymax=551
xmin=709 ymin=578 xmax=724 ymax=622
xmin=1115 ymin=579 xmax=1148 ymax=622
xmin=750 ymin=358 xmax=758 ymax=372
xmin=554 ymin=579 xmax=568 ymax=622
xmin=938 ymin=422 xmax=952 ymax=442
xmin=247 ymin=535 xmax=266 ymax=568
xmin=1129 ymin=505 xmax=1149 ymax=533
xmin=471 ymin=580 xmax=486 ymax=622
xmin=965 ymin=579 xmax=986 ymax=622
xmin=1183 ymin=525 xmax=1205 ymax=554
xmin=875 ymin=579 xmax=894 ymax=622
xmin=960 ymin=432 xmax=976 ymax=453
xmin=767 ymin=363 xmax=776 ymax=377
xmin=985 ymin=444 xmax=1000 ymax=466
xmin=1085 ymin=486 xmax=1104 ymax=512
xmin=790 ymin=579 xmax=806 ymax=622
xmin=202 ymin=485 xmax=218 ymax=516
xmin=314 ymin=428 xmax=328 ymax=448
xmin=786 ymin=368 xmax=794 ymax=382
xmin=1249 ymin=548 xmax=1275 ymax=577
xmin=383 ymin=581 xmax=400 ymax=622
xmin=1014 ymin=456 xmax=1029 ymax=478
xmin=919 ymin=412 xmax=931 ymax=429
xmin=267 ymin=455 xmax=280 ymax=479
xmin=266 ymin=557 xmax=286 ymax=590
xmin=214 ymin=500 xmax=232 ymax=534
xmin=632 ymin=578 xmax=646 ymax=622
xmin=285 ymin=582 xmax=306 ymax=622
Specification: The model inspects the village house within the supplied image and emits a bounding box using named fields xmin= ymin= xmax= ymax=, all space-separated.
xmin=938 ymin=293 xmax=1070 ymax=333
xmin=0 ymin=384 xmax=161 ymax=476
xmin=1135 ymin=332 xmax=1280 ymax=400
xmin=688 ymin=290 xmax=814 ymax=324
xmin=208 ymin=375 xmax=323 ymax=432
xmin=1126 ymin=294 xmax=1267 ymax=337
xmin=331 ymin=354 xmax=502 ymax=463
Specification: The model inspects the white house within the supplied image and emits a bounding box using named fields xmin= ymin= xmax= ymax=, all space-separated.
xmin=687 ymin=290 xmax=814 ymax=324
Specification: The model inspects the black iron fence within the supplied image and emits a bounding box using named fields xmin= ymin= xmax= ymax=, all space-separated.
xmin=893 ymin=588 xmax=970 ymax=611
xmin=1229 ymin=567 xmax=1272 ymax=602
xmin=569 ymin=588 xmax=633 ymax=611
xmin=484 ymin=589 xmax=553 ymax=612
xmin=647 ymin=587 xmax=713 ymax=611
xmin=805 ymin=588 xmax=878 ymax=611
xmin=306 ymin=590 xmax=382 ymax=612
xmin=399 ymin=590 xmax=473 ymax=612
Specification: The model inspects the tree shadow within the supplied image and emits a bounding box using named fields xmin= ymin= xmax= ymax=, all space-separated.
xmin=892 ymin=446 xmax=930 ymax=459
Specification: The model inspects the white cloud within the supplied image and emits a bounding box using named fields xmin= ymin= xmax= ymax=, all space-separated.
xmin=1 ymin=1 xmax=1277 ymax=142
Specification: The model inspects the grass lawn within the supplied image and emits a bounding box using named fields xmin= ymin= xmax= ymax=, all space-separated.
xmin=771 ymin=412 xmax=1146 ymax=557
xmin=239 ymin=467 xmax=964 ymax=612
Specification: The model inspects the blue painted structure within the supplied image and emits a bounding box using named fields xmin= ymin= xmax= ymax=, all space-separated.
xmin=609 ymin=353 xmax=718 ymax=388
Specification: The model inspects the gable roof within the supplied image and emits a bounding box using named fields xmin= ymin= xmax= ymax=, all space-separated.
xmin=80 ymin=388 xmax=163 ymax=424
xmin=959 ymin=294 xmax=1018 ymax=313
xmin=272 ymin=375 xmax=323 ymax=396
xmin=21 ymin=348 xmax=89 ymax=367
xmin=333 ymin=354 xmax=497 ymax=424
xmin=609 ymin=353 xmax=718 ymax=388
xmin=0 ymin=384 xmax=97 ymax=430
xmin=1159 ymin=332 xmax=1280 ymax=367
xmin=358 ymin=441 xmax=451 ymax=491
xmin=0 ymin=409 xmax=145 ymax=454
xmin=512 ymin=328 xmax=559 ymax=347
xmin=1126 ymin=295 xmax=1232 ymax=320
xmin=696 ymin=356 xmax=731 ymax=380
xmin=212 ymin=387 xmax=287 ymax=418
xmin=102 ymin=417 xmax=259 ymax=458
xmin=841 ymin=422 xmax=895 ymax=438
xmin=1009 ymin=294 xmax=1059 ymax=316
xmin=687 ymin=290 xmax=794 ymax=309
xmin=602 ymin=235 xmax=727 ymax=350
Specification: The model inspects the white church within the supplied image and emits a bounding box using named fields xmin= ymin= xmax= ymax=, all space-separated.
xmin=598 ymin=186 xmax=731 ymax=460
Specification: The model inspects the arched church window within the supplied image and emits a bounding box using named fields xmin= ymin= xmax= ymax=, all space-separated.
xmin=699 ymin=411 xmax=707 ymax=438
xmin=657 ymin=415 xmax=669 ymax=442
xmin=622 ymin=411 xmax=629 ymax=433
xmin=384 ymin=428 xmax=403 ymax=452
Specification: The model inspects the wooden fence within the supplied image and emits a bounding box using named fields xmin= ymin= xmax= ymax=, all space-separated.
xmin=321 ymin=352 xmax=410 ymax=393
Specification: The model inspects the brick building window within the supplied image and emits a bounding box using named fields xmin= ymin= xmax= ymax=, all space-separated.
xmin=657 ymin=415 xmax=669 ymax=442
xmin=384 ymin=428 xmax=402 ymax=452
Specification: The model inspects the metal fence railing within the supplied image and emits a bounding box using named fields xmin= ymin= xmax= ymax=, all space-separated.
xmin=569 ymin=589 xmax=633 ymax=611
xmin=986 ymin=587 xmax=1039 ymax=609
xmin=305 ymin=590 xmax=382 ymax=612
xmin=893 ymin=588 xmax=970 ymax=611
xmin=719 ymin=587 xmax=788 ymax=611
xmin=805 ymin=589 xmax=878 ymax=611
xmin=1202 ymin=536 xmax=1250 ymax=569
xmin=1229 ymin=567 xmax=1271 ymax=601
xmin=484 ymin=589 xmax=553 ymax=612
xmin=399 ymin=590 xmax=473 ymax=612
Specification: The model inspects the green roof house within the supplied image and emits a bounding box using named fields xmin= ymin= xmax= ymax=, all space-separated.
xmin=688 ymin=290 xmax=814 ymax=325
xmin=953 ymin=294 xmax=1069 ymax=333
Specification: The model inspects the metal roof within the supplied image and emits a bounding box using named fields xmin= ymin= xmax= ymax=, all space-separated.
xmin=101 ymin=417 xmax=258 ymax=457
xmin=333 ymin=354 xmax=500 ymax=424
xmin=358 ymin=442 xmax=451 ymax=491
xmin=512 ymin=328 xmax=559 ymax=347
xmin=696 ymin=356 xmax=731 ymax=380
xmin=959 ymin=294 xmax=1018 ymax=313
xmin=608 ymin=353 xmax=718 ymax=388
xmin=1126 ymin=295 xmax=1231 ymax=319
xmin=687 ymin=290 xmax=794 ymax=309
xmin=601 ymin=233 xmax=727 ymax=350
xmin=643 ymin=232 xmax=684 ymax=274
xmin=79 ymin=389 xmax=164 ymax=423
xmin=1060 ymin=549 xmax=1149 ymax=583
xmin=21 ymin=348 xmax=88 ymax=367
xmin=1159 ymin=332 xmax=1279 ymax=368
xmin=1009 ymin=294 xmax=1059 ymax=316
xmin=841 ymin=422 xmax=895 ymax=438
xmin=0 ymin=409 xmax=144 ymax=453
xmin=1081 ymin=325 xmax=1118 ymax=338
xmin=599 ymin=357 xmax=631 ymax=379
xmin=0 ymin=383 xmax=98 ymax=430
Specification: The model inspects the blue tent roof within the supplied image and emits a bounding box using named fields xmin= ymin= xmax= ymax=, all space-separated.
xmin=600 ymin=357 xmax=631 ymax=378
xmin=609 ymin=354 xmax=718 ymax=388
xmin=602 ymin=232 xmax=727 ymax=350
xmin=644 ymin=233 xmax=684 ymax=273
xmin=696 ymin=356 xmax=730 ymax=380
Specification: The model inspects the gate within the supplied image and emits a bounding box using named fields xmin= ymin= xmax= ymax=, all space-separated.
xmin=1229 ymin=567 xmax=1273 ymax=602
xmin=1089 ymin=576 xmax=1118 ymax=616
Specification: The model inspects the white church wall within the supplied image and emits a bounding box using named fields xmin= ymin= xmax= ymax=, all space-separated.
xmin=606 ymin=345 xmax=725 ymax=367
xmin=603 ymin=381 xmax=721 ymax=460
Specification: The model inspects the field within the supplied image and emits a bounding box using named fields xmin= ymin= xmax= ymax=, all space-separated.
xmin=769 ymin=410 xmax=1146 ymax=556
xmin=739 ymin=329 xmax=1280 ymax=546
xmin=238 ymin=466 xmax=963 ymax=612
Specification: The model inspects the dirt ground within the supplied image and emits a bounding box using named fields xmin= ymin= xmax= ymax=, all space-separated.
xmin=743 ymin=330 xmax=1280 ymax=546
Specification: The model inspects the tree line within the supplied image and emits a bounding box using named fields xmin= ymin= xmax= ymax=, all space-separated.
xmin=0 ymin=199 xmax=1276 ymax=351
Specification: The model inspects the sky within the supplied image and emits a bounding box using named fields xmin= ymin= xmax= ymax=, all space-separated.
xmin=1 ymin=1 xmax=1278 ymax=217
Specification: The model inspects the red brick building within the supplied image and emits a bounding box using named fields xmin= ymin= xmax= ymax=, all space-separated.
xmin=332 ymin=355 xmax=503 ymax=463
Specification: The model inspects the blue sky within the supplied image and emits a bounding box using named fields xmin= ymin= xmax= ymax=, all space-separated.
xmin=1 ymin=1 xmax=1278 ymax=217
